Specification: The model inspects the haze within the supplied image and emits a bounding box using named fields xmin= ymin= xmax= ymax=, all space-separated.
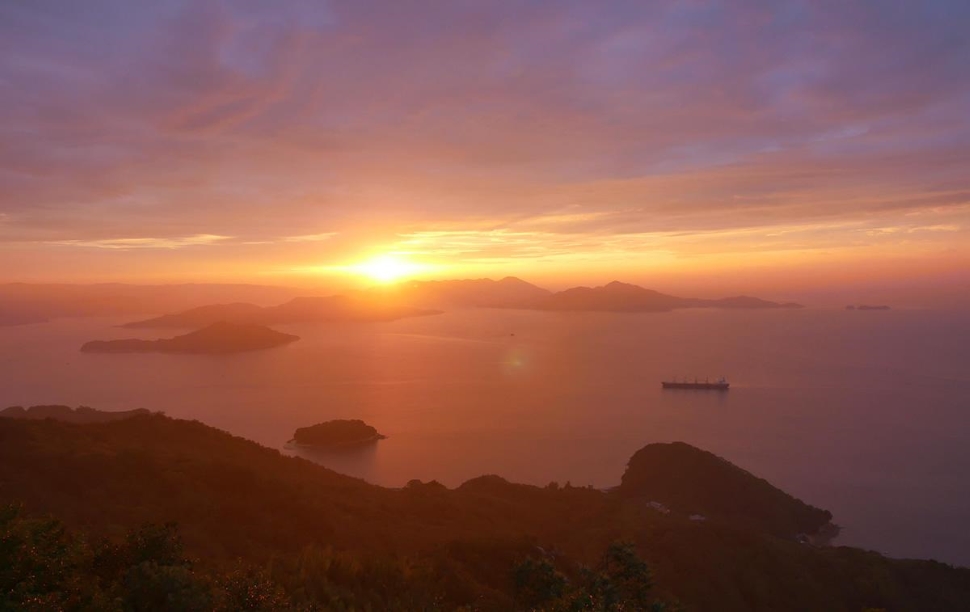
xmin=5 ymin=3 xmax=970 ymax=610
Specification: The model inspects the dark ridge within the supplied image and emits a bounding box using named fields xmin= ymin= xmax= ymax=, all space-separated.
xmin=0 ymin=405 xmax=151 ymax=423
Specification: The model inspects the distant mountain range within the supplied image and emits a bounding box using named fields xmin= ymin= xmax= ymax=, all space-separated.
xmin=119 ymin=278 xmax=800 ymax=328
xmin=81 ymin=322 xmax=300 ymax=354
xmin=122 ymin=296 xmax=441 ymax=328
xmin=366 ymin=276 xmax=553 ymax=308
xmin=0 ymin=278 xmax=801 ymax=329
xmin=533 ymin=281 xmax=803 ymax=312
xmin=0 ymin=282 xmax=302 ymax=323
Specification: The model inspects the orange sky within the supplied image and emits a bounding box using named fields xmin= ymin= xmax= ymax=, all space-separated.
xmin=1 ymin=2 xmax=968 ymax=306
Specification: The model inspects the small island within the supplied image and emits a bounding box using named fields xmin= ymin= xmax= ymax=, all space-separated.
xmin=288 ymin=419 xmax=386 ymax=448
xmin=846 ymin=304 xmax=891 ymax=311
xmin=81 ymin=321 xmax=300 ymax=354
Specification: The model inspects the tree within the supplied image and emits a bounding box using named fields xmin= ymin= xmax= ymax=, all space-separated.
xmin=512 ymin=542 xmax=672 ymax=612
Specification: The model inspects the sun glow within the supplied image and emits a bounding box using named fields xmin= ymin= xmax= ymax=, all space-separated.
xmin=351 ymin=255 xmax=426 ymax=283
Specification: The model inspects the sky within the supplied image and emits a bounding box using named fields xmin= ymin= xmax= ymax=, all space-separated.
xmin=1 ymin=1 xmax=968 ymax=303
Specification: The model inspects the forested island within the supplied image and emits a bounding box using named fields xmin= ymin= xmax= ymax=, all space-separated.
xmin=117 ymin=278 xmax=804 ymax=331
xmin=1 ymin=408 xmax=967 ymax=611
xmin=288 ymin=419 xmax=386 ymax=448
xmin=81 ymin=321 xmax=300 ymax=354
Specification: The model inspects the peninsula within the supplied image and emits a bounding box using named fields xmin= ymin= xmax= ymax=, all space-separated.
xmin=532 ymin=281 xmax=803 ymax=312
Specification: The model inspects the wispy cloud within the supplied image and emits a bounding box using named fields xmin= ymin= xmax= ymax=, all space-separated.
xmin=282 ymin=232 xmax=338 ymax=243
xmin=47 ymin=234 xmax=231 ymax=250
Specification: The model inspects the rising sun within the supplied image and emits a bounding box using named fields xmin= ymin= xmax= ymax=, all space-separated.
xmin=351 ymin=255 xmax=424 ymax=283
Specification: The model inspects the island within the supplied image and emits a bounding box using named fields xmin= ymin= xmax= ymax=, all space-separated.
xmin=287 ymin=419 xmax=386 ymax=448
xmin=531 ymin=281 xmax=803 ymax=312
xmin=857 ymin=304 xmax=891 ymax=311
xmin=81 ymin=321 xmax=300 ymax=354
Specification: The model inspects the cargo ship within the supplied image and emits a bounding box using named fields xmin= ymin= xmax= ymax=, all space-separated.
xmin=662 ymin=377 xmax=729 ymax=391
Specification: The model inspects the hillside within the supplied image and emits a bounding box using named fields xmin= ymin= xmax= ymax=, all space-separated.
xmin=0 ymin=405 xmax=151 ymax=423
xmin=80 ymin=322 xmax=300 ymax=354
xmin=0 ymin=412 xmax=967 ymax=610
xmin=619 ymin=442 xmax=833 ymax=538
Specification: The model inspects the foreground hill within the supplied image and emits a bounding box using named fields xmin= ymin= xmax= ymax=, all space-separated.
xmin=0 ymin=404 xmax=151 ymax=422
xmin=122 ymin=295 xmax=440 ymax=328
xmin=0 ymin=411 xmax=966 ymax=611
xmin=81 ymin=322 xmax=300 ymax=354
xmin=534 ymin=281 xmax=802 ymax=312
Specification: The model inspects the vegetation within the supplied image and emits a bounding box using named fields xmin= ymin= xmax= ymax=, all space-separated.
xmin=618 ymin=442 xmax=832 ymax=538
xmin=512 ymin=542 xmax=673 ymax=611
xmin=0 ymin=505 xmax=296 ymax=611
xmin=290 ymin=419 xmax=385 ymax=447
xmin=0 ymin=405 xmax=151 ymax=423
xmin=1 ymin=413 xmax=968 ymax=610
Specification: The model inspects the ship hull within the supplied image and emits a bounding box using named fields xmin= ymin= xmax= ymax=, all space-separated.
xmin=661 ymin=382 xmax=729 ymax=391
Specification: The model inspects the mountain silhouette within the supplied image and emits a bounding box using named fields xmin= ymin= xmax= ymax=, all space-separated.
xmin=534 ymin=281 xmax=802 ymax=312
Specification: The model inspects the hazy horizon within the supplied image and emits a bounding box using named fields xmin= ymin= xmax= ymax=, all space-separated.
xmin=3 ymin=274 xmax=967 ymax=311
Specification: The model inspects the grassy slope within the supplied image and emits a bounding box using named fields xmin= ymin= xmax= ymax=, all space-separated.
xmin=1 ymin=414 xmax=967 ymax=611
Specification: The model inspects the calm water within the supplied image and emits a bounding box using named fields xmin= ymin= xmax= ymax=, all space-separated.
xmin=2 ymin=309 xmax=969 ymax=566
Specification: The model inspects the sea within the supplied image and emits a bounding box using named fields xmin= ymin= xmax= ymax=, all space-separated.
xmin=2 ymin=308 xmax=969 ymax=566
